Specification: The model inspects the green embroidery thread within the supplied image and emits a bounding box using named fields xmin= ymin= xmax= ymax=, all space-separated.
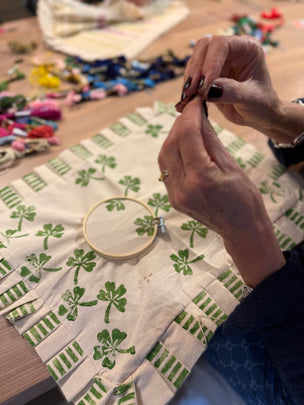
xmin=145 ymin=124 xmax=164 ymax=138
xmin=105 ymin=198 xmax=126 ymax=211
xmin=147 ymin=193 xmax=171 ymax=216
xmin=134 ymin=215 xmax=154 ymax=236
xmin=95 ymin=154 xmax=117 ymax=173
xmin=0 ymin=229 xmax=29 ymax=248
xmin=259 ymin=180 xmax=285 ymax=203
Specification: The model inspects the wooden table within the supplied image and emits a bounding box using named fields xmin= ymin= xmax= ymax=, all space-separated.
xmin=1 ymin=1 xmax=304 ymax=403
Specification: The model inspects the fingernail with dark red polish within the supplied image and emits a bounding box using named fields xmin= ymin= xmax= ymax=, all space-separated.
xmin=183 ymin=75 xmax=192 ymax=90
xmin=198 ymin=75 xmax=205 ymax=88
xmin=207 ymin=84 xmax=222 ymax=99
xmin=181 ymin=92 xmax=187 ymax=101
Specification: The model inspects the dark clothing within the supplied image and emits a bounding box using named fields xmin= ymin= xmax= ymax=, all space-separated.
xmin=205 ymin=117 xmax=304 ymax=405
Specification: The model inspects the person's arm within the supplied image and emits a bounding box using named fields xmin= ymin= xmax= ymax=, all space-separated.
xmin=221 ymin=247 xmax=304 ymax=404
xmin=176 ymin=36 xmax=304 ymax=146
xmin=158 ymin=96 xmax=285 ymax=288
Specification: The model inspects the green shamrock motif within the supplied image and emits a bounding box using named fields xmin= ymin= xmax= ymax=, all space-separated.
xmin=118 ymin=175 xmax=141 ymax=196
xmin=95 ymin=154 xmax=117 ymax=173
xmin=35 ymin=224 xmax=64 ymax=250
xmin=170 ymin=249 xmax=204 ymax=276
xmin=93 ymin=328 xmax=135 ymax=369
xmin=259 ymin=180 xmax=285 ymax=203
xmin=181 ymin=220 xmax=208 ymax=248
xmin=66 ymin=249 xmax=97 ymax=285
xmin=134 ymin=215 xmax=154 ymax=236
xmin=20 ymin=253 xmax=62 ymax=283
xmin=236 ymin=157 xmax=246 ymax=170
xmin=75 ymin=168 xmax=104 ymax=187
xmin=97 ymin=282 xmax=127 ymax=324
xmin=148 ymin=193 xmax=171 ymax=216
xmin=0 ymin=229 xmax=29 ymax=248
xmin=58 ymin=286 xmax=98 ymax=321
xmin=145 ymin=124 xmax=164 ymax=138
xmin=106 ymin=199 xmax=125 ymax=212
xmin=10 ymin=205 xmax=36 ymax=231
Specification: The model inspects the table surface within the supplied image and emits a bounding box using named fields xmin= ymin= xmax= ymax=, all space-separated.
xmin=1 ymin=1 xmax=304 ymax=404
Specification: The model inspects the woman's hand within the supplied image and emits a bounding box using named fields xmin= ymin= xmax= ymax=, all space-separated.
xmin=176 ymin=36 xmax=281 ymax=132
xmin=159 ymin=96 xmax=285 ymax=287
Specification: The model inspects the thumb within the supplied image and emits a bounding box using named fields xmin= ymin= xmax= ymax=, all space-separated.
xmin=207 ymin=77 xmax=252 ymax=104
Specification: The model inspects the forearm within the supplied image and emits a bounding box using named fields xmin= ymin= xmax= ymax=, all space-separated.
xmin=255 ymin=99 xmax=304 ymax=144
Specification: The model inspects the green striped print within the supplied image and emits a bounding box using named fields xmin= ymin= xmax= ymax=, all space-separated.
xmin=76 ymin=377 xmax=108 ymax=405
xmin=218 ymin=269 xmax=245 ymax=301
xmin=23 ymin=311 xmax=61 ymax=347
xmin=147 ymin=342 xmax=189 ymax=390
xmin=70 ymin=144 xmax=93 ymax=159
xmin=225 ymin=138 xmax=246 ymax=155
xmin=0 ymin=258 xmax=14 ymax=280
xmin=193 ymin=290 xmax=227 ymax=326
xmin=47 ymin=340 xmax=84 ymax=382
xmin=6 ymin=300 xmax=37 ymax=322
xmin=246 ymin=151 xmax=264 ymax=168
xmin=114 ymin=382 xmax=136 ymax=405
xmin=285 ymin=208 xmax=304 ymax=229
xmin=110 ymin=122 xmax=131 ymax=137
xmin=268 ymin=163 xmax=286 ymax=180
xmin=0 ymin=280 xmax=28 ymax=309
xmin=127 ymin=113 xmax=147 ymax=127
xmin=213 ymin=123 xmax=223 ymax=135
xmin=48 ymin=157 xmax=71 ymax=176
xmin=23 ymin=173 xmax=47 ymax=192
xmin=274 ymin=227 xmax=297 ymax=250
xmin=91 ymin=133 xmax=113 ymax=149
xmin=175 ymin=310 xmax=214 ymax=344
xmin=0 ymin=186 xmax=22 ymax=208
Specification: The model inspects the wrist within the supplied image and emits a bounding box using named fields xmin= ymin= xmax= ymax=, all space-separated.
xmin=258 ymin=100 xmax=304 ymax=144
xmin=223 ymin=215 xmax=286 ymax=288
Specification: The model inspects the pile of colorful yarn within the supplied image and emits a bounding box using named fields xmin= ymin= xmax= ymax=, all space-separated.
xmin=31 ymin=51 xmax=190 ymax=105
xmin=0 ymin=92 xmax=61 ymax=156
xmin=217 ymin=8 xmax=284 ymax=51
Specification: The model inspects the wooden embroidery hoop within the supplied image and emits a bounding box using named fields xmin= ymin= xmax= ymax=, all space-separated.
xmin=83 ymin=196 xmax=158 ymax=260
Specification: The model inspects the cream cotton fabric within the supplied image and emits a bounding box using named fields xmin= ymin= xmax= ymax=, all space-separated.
xmin=37 ymin=0 xmax=189 ymax=60
xmin=1 ymin=102 xmax=304 ymax=405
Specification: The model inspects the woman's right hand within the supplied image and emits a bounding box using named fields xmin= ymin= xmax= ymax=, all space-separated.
xmin=176 ymin=36 xmax=282 ymax=136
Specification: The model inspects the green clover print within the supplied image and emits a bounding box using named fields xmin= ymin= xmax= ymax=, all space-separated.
xmin=97 ymin=282 xmax=127 ymax=324
xmin=10 ymin=205 xmax=36 ymax=231
xmin=259 ymin=180 xmax=285 ymax=203
xmin=170 ymin=249 xmax=204 ymax=276
xmin=148 ymin=193 xmax=171 ymax=216
xmin=134 ymin=215 xmax=154 ymax=236
xmin=20 ymin=253 xmax=62 ymax=283
xmin=106 ymin=199 xmax=125 ymax=212
xmin=35 ymin=224 xmax=64 ymax=250
xmin=75 ymin=168 xmax=104 ymax=187
xmin=93 ymin=328 xmax=135 ymax=369
xmin=66 ymin=249 xmax=97 ymax=285
xmin=181 ymin=220 xmax=208 ymax=248
xmin=145 ymin=124 xmax=164 ymax=138
xmin=0 ymin=229 xmax=29 ymax=248
xmin=58 ymin=286 xmax=98 ymax=321
xmin=118 ymin=175 xmax=141 ymax=197
xmin=95 ymin=154 xmax=117 ymax=173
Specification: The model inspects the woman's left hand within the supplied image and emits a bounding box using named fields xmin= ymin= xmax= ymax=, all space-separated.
xmin=158 ymin=96 xmax=285 ymax=287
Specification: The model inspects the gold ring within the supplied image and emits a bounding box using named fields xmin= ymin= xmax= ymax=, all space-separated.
xmin=159 ymin=169 xmax=169 ymax=182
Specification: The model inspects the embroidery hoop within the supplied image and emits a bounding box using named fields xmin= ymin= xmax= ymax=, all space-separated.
xmin=83 ymin=196 xmax=159 ymax=260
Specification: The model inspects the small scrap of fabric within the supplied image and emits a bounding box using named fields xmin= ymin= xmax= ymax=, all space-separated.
xmin=37 ymin=0 xmax=189 ymax=60
xmin=1 ymin=101 xmax=304 ymax=404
